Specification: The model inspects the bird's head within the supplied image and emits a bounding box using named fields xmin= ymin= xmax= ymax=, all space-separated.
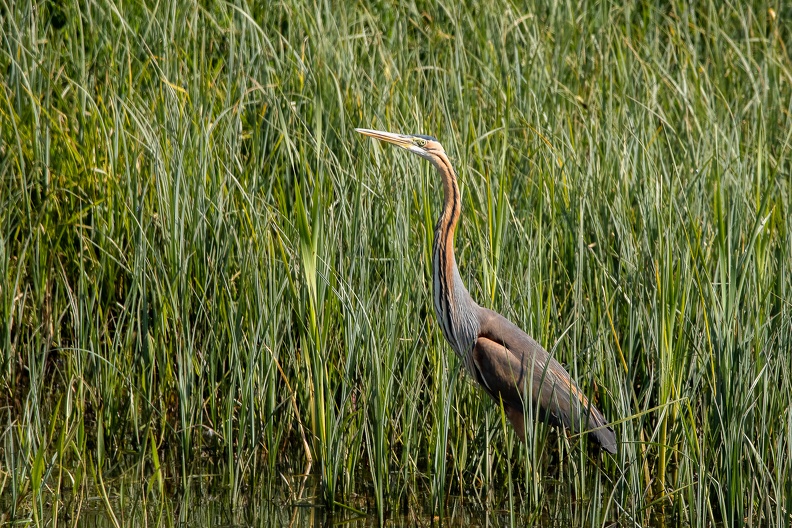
xmin=355 ymin=128 xmax=446 ymax=163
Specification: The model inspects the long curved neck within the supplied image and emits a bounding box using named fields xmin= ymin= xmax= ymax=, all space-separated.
xmin=432 ymin=152 xmax=463 ymax=301
xmin=430 ymin=152 xmax=478 ymax=358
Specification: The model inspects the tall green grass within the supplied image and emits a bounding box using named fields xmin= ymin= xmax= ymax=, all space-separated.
xmin=2 ymin=0 xmax=791 ymax=525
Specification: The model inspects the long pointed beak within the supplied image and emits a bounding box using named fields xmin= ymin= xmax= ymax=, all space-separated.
xmin=355 ymin=128 xmax=414 ymax=150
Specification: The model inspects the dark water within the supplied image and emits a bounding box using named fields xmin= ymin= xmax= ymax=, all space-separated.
xmin=55 ymin=502 xmax=512 ymax=527
xmin=24 ymin=498 xmax=516 ymax=527
xmin=5 ymin=475 xmax=526 ymax=527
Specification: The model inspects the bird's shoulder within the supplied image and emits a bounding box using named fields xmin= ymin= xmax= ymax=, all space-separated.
xmin=475 ymin=307 xmax=549 ymax=363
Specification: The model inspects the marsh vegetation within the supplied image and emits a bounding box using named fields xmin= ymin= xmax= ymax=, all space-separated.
xmin=1 ymin=0 xmax=791 ymax=526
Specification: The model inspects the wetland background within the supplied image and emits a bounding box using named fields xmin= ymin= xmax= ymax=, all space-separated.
xmin=1 ymin=0 xmax=791 ymax=526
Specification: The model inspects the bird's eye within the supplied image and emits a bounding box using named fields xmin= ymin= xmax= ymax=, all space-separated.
xmin=414 ymin=138 xmax=427 ymax=147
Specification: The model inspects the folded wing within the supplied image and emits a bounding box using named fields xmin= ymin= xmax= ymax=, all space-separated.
xmin=472 ymin=308 xmax=617 ymax=454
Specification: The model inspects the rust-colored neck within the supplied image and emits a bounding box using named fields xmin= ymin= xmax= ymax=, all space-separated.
xmin=431 ymin=150 xmax=477 ymax=359
xmin=433 ymin=151 xmax=461 ymax=251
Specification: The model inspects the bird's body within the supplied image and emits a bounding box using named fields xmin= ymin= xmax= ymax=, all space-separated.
xmin=357 ymin=128 xmax=617 ymax=454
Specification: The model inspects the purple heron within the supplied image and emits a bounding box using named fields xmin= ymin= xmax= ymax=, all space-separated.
xmin=356 ymin=128 xmax=617 ymax=454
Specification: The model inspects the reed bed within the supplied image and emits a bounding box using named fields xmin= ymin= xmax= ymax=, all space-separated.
xmin=1 ymin=0 xmax=791 ymax=525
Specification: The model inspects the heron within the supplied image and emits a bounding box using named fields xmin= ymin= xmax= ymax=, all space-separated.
xmin=356 ymin=128 xmax=617 ymax=454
